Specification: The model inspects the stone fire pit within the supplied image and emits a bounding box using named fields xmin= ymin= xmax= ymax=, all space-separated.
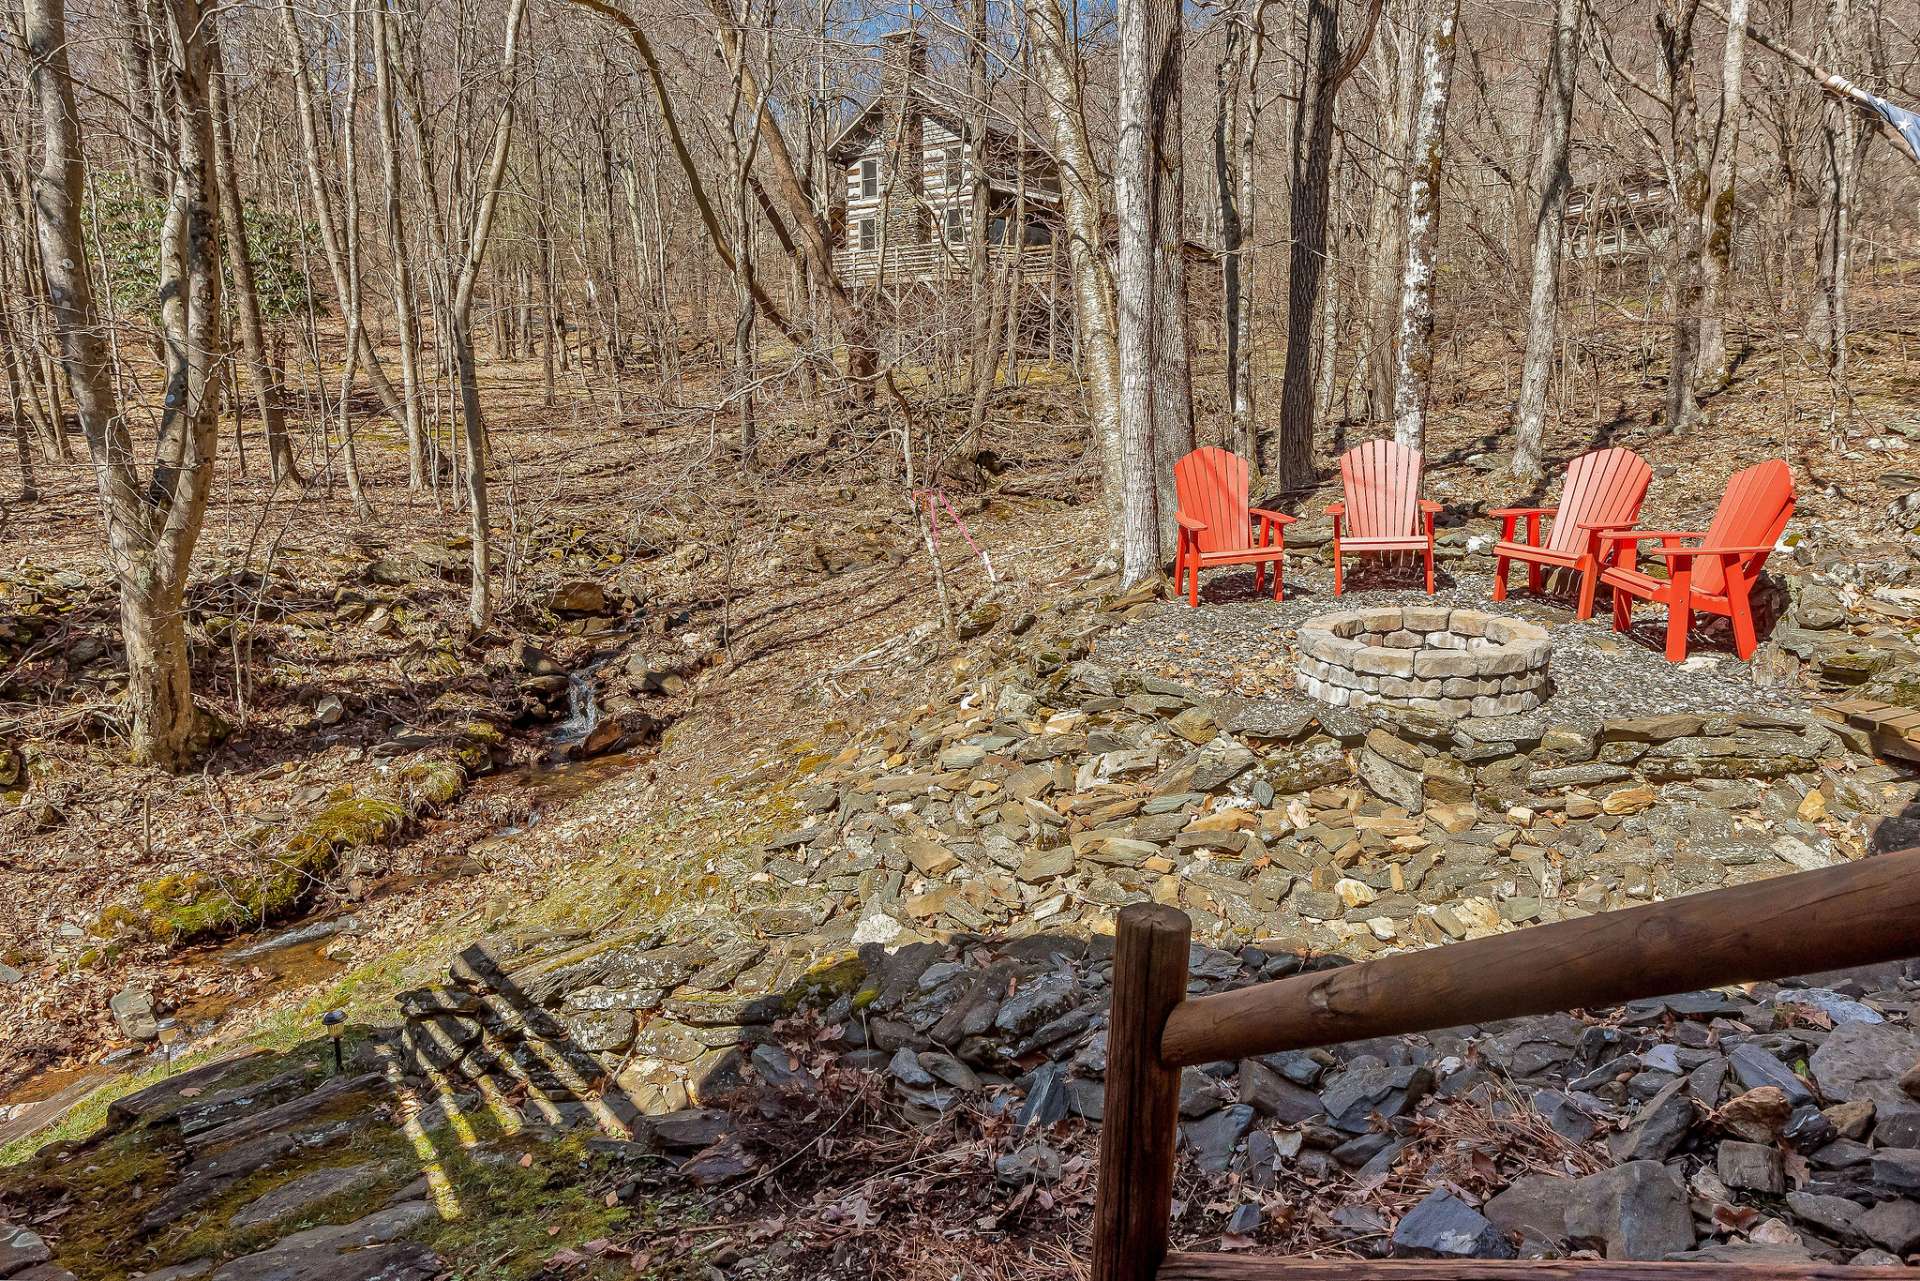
xmin=1296 ymin=605 xmax=1551 ymax=717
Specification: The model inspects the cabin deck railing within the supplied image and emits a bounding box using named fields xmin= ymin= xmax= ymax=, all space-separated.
xmin=833 ymin=240 xmax=1055 ymax=286
xmin=1090 ymin=845 xmax=1920 ymax=1281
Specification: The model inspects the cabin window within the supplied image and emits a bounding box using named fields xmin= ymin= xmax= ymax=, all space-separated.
xmin=859 ymin=217 xmax=876 ymax=251
xmin=859 ymin=158 xmax=877 ymax=199
xmin=945 ymin=148 xmax=963 ymax=186
xmin=987 ymin=215 xmax=1009 ymax=245
xmin=1025 ymin=221 xmax=1053 ymax=246
xmin=945 ymin=206 xmax=964 ymax=241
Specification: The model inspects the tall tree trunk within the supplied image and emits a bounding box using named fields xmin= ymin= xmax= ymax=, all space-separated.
xmin=0 ymin=298 xmax=41 ymax=502
xmin=30 ymin=0 xmax=223 ymax=768
xmin=278 ymin=0 xmax=409 ymax=424
xmin=450 ymin=0 xmax=529 ymax=630
xmin=724 ymin=0 xmax=766 ymax=459
xmin=1510 ymin=0 xmax=1581 ymax=481
xmin=966 ymin=0 xmax=996 ymax=448
xmin=1115 ymin=0 xmax=1189 ymax=583
xmin=1271 ymin=0 xmax=1383 ymax=478
xmin=1392 ymin=0 xmax=1463 ymax=453
xmin=1314 ymin=118 xmax=1345 ymax=430
xmin=1215 ymin=0 xmax=1252 ymax=455
xmin=1273 ymin=0 xmax=1339 ymax=487
xmin=373 ymin=0 xmax=426 ymax=488
xmin=335 ymin=3 xmax=372 ymax=516
xmin=209 ymin=29 xmax=300 ymax=485
xmin=1363 ymin=9 xmax=1410 ymax=426
xmin=1659 ymin=0 xmax=1706 ymax=435
xmin=1808 ymin=0 xmax=1865 ymax=378
xmin=1149 ymin=56 xmax=1195 ymax=547
xmin=1030 ymin=0 xmax=1125 ymax=566
xmin=1697 ymin=0 xmax=1751 ymax=390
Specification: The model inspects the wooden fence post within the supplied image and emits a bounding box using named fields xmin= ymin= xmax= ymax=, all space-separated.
xmin=1091 ymin=902 xmax=1192 ymax=1281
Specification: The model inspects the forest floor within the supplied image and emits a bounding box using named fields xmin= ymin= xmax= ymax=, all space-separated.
xmin=5 ymin=277 xmax=1920 ymax=1277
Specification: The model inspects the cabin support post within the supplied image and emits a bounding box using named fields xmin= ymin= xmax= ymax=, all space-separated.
xmin=1091 ymin=903 xmax=1191 ymax=1281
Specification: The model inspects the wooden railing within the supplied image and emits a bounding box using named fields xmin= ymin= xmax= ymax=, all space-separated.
xmin=833 ymin=240 xmax=1056 ymax=286
xmin=1092 ymin=845 xmax=1920 ymax=1281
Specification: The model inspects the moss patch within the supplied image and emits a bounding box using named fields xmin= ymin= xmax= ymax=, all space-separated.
xmin=98 ymin=762 xmax=467 ymax=947
xmin=414 ymin=1132 xmax=639 ymax=1281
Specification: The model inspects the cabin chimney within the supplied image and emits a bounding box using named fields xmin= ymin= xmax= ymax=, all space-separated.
xmin=879 ymin=29 xmax=927 ymax=100
xmin=877 ymin=30 xmax=928 ymax=247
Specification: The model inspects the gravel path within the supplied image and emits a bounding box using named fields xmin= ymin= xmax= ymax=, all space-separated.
xmin=1092 ymin=564 xmax=1798 ymax=732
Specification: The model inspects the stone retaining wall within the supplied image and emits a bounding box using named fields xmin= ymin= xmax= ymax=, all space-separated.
xmin=1296 ymin=606 xmax=1551 ymax=717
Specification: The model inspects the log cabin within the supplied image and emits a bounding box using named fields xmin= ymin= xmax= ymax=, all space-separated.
xmin=828 ymin=31 xmax=1061 ymax=287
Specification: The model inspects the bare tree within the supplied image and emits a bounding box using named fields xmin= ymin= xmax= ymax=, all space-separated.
xmin=1697 ymin=0 xmax=1751 ymax=388
xmin=1270 ymin=0 xmax=1383 ymax=488
xmin=1391 ymin=0 xmax=1463 ymax=453
xmin=29 ymin=0 xmax=224 ymax=768
xmin=278 ymin=0 xmax=409 ymax=428
xmin=1114 ymin=0 xmax=1189 ymax=583
xmin=1214 ymin=0 xmax=1258 ymax=456
xmin=448 ymin=0 xmax=530 ymax=628
xmin=372 ymin=0 xmax=427 ymax=488
xmin=209 ymin=27 xmax=302 ymax=486
xmin=1030 ymin=0 xmax=1125 ymax=565
xmin=1510 ymin=0 xmax=1582 ymax=480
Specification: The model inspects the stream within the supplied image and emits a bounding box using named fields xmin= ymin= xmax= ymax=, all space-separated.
xmin=0 ymin=660 xmax=649 ymax=1152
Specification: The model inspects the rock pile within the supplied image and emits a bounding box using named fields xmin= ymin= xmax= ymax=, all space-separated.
xmin=386 ymin=914 xmax=1920 ymax=1265
xmin=707 ymin=638 xmax=1868 ymax=957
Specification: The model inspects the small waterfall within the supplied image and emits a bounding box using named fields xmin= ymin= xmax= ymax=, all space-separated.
xmin=548 ymin=653 xmax=612 ymax=749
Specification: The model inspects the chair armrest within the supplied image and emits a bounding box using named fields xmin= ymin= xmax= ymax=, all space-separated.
xmin=1417 ymin=500 xmax=1444 ymax=514
xmin=1488 ymin=506 xmax=1556 ymax=518
xmin=1641 ymin=544 xmax=1778 ymax=559
xmin=1249 ymin=507 xmax=1298 ymax=525
xmin=1596 ymin=529 xmax=1706 ymax=544
xmin=1325 ymin=502 xmax=1345 ymax=518
xmin=1576 ymin=520 xmax=1640 ymax=532
xmin=1176 ymin=513 xmax=1207 ymax=533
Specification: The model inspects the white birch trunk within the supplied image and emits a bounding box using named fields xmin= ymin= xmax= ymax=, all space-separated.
xmin=1697 ymin=0 xmax=1750 ymax=390
xmin=1391 ymin=0 xmax=1461 ymax=453
xmin=1511 ymin=0 xmax=1580 ymax=481
xmin=1115 ymin=0 xmax=1162 ymax=584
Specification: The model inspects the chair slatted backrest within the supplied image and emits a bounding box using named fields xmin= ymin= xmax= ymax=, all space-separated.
xmin=1338 ymin=439 xmax=1423 ymax=539
xmin=1174 ymin=447 xmax=1252 ymax=555
xmin=1547 ymin=447 xmax=1652 ymax=554
xmin=1695 ymin=459 xmax=1794 ymax=596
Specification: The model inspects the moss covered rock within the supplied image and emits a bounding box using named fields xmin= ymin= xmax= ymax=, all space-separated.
xmin=98 ymin=760 xmax=468 ymax=947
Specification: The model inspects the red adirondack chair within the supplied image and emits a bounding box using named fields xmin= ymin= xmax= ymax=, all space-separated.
xmin=1490 ymin=446 xmax=1652 ymax=619
xmin=1328 ymin=439 xmax=1441 ymax=595
xmin=1173 ymin=447 xmax=1297 ymax=607
xmin=1597 ymin=459 xmax=1795 ymax=662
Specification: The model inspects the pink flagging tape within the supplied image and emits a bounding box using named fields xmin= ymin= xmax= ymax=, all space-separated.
xmin=914 ymin=488 xmax=997 ymax=583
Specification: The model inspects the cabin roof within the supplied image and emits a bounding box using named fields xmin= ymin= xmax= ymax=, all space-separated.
xmin=826 ymin=82 xmax=1052 ymax=166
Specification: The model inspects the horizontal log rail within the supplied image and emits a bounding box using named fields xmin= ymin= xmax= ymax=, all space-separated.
xmin=1091 ymin=846 xmax=1920 ymax=1281
xmin=1157 ymin=1258 xmax=1904 ymax=1279
xmin=1161 ymin=843 xmax=1920 ymax=1068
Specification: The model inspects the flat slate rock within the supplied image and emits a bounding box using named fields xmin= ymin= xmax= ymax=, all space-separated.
xmin=208 ymin=1241 xmax=439 ymax=1281
xmin=1810 ymin=1022 xmax=1920 ymax=1110
xmin=175 ymin=1071 xmax=323 ymax=1140
xmin=1564 ymin=1160 xmax=1694 ymax=1261
xmin=188 ymin=1074 xmax=385 ymax=1151
xmin=269 ymin=1202 xmax=438 ymax=1254
xmin=1391 ymin=1189 xmax=1515 ymax=1260
xmin=229 ymin=1162 xmax=383 ymax=1230
xmin=0 ymin=1226 xmax=52 ymax=1277
xmin=107 ymin=1051 xmax=273 ymax=1126
xmin=134 ymin=1264 xmax=213 ymax=1281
